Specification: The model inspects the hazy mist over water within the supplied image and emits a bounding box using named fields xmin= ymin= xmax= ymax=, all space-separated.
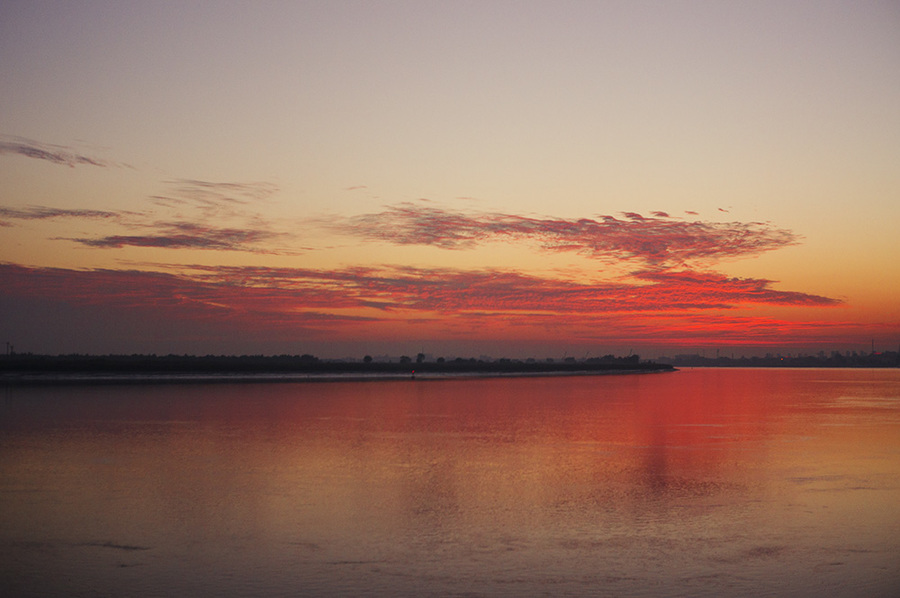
xmin=2 ymin=369 xmax=899 ymax=597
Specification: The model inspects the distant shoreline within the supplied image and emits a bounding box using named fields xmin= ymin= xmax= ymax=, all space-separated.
xmin=0 ymin=368 xmax=677 ymax=386
xmin=0 ymin=354 xmax=674 ymax=385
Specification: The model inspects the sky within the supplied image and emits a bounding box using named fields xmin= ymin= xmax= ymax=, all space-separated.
xmin=1 ymin=0 xmax=899 ymax=359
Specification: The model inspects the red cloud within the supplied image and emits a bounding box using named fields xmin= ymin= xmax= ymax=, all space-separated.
xmin=515 ymin=312 xmax=867 ymax=346
xmin=632 ymin=270 xmax=842 ymax=307
xmin=0 ymin=263 xmax=374 ymax=330
xmin=1 ymin=262 xmax=837 ymax=323
xmin=0 ymin=261 xmax=852 ymax=350
xmin=334 ymin=204 xmax=799 ymax=267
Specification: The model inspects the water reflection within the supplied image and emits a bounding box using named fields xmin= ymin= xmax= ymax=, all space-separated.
xmin=2 ymin=369 xmax=899 ymax=597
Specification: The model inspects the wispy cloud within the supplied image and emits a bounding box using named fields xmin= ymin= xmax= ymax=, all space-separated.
xmin=148 ymin=179 xmax=280 ymax=223
xmin=0 ymin=187 xmax=800 ymax=267
xmin=65 ymin=222 xmax=285 ymax=252
xmin=0 ymin=205 xmax=128 ymax=221
xmin=0 ymin=203 xmax=291 ymax=253
xmin=1 ymin=176 xmax=291 ymax=254
xmin=331 ymin=203 xmax=798 ymax=267
xmin=0 ymin=135 xmax=115 ymax=168
xmin=154 ymin=179 xmax=278 ymax=205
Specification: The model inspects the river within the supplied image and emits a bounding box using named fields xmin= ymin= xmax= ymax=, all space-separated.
xmin=2 ymin=368 xmax=899 ymax=596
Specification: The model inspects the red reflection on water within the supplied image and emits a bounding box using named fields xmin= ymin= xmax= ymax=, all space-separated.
xmin=3 ymin=369 xmax=900 ymax=597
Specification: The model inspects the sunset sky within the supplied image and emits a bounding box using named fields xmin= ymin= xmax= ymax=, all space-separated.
xmin=1 ymin=1 xmax=898 ymax=358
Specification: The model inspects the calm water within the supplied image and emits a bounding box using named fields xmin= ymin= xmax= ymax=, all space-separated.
xmin=2 ymin=368 xmax=899 ymax=597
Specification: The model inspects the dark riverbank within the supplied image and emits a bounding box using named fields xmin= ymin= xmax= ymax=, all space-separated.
xmin=0 ymin=353 xmax=675 ymax=385
xmin=658 ymin=351 xmax=900 ymax=368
